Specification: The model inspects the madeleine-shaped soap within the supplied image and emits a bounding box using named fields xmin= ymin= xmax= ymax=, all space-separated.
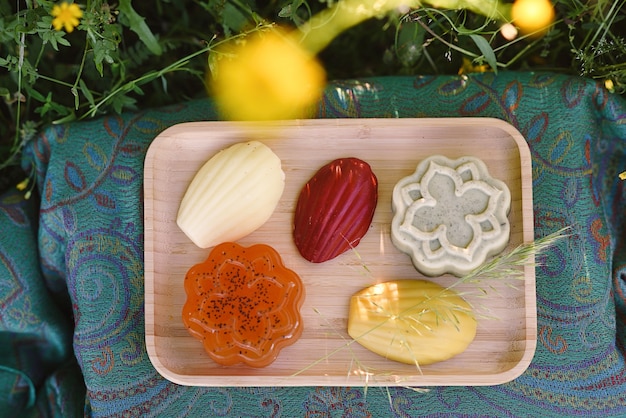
xmin=348 ymin=279 xmax=476 ymax=366
xmin=293 ymin=158 xmax=378 ymax=263
xmin=177 ymin=141 xmax=285 ymax=248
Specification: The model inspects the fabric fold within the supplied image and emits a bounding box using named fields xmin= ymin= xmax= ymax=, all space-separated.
xmin=4 ymin=72 xmax=626 ymax=416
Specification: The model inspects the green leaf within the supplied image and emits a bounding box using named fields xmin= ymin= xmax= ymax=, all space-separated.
xmin=207 ymin=51 xmax=220 ymax=79
xmin=110 ymin=93 xmax=137 ymax=114
xmin=79 ymin=79 xmax=95 ymax=108
xmin=30 ymin=90 xmax=70 ymax=118
xmin=222 ymin=3 xmax=249 ymax=33
xmin=278 ymin=0 xmax=307 ymax=25
xmin=468 ymin=34 xmax=498 ymax=74
xmin=27 ymin=88 xmax=46 ymax=102
xmin=130 ymin=84 xmax=144 ymax=95
xmin=396 ymin=22 xmax=424 ymax=68
xmin=117 ymin=0 xmax=162 ymax=56
xmin=16 ymin=8 xmax=46 ymax=35
xmin=278 ymin=4 xmax=293 ymax=18
xmin=53 ymin=113 xmax=77 ymax=125
xmin=0 ymin=55 xmax=14 ymax=68
xmin=92 ymin=33 xmax=118 ymax=76
xmin=41 ymin=28 xmax=70 ymax=51
xmin=72 ymin=86 xmax=79 ymax=110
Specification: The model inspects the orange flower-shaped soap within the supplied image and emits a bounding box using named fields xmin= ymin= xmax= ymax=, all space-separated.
xmin=182 ymin=242 xmax=305 ymax=367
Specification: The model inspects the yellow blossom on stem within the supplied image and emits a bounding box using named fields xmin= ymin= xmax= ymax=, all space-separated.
xmin=511 ymin=0 xmax=554 ymax=36
xmin=209 ymin=0 xmax=513 ymax=121
xmin=51 ymin=2 xmax=83 ymax=33
xmin=458 ymin=57 xmax=491 ymax=75
xmin=210 ymin=29 xmax=326 ymax=121
xmin=605 ymin=79 xmax=615 ymax=93
xmin=16 ymin=178 xmax=29 ymax=191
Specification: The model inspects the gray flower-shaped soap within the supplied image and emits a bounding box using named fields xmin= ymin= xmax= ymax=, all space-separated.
xmin=391 ymin=155 xmax=511 ymax=277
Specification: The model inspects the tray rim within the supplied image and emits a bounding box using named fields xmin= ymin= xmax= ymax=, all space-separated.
xmin=144 ymin=117 xmax=536 ymax=387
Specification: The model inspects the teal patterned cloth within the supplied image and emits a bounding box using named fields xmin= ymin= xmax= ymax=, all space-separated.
xmin=2 ymin=72 xmax=626 ymax=416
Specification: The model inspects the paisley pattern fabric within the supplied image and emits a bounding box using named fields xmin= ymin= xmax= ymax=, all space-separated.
xmin=1 ymin=72 xmax=626 ymax=416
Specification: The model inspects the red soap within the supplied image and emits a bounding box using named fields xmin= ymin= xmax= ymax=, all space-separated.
xmin=293 ymin=157 xmax=378 ymax=263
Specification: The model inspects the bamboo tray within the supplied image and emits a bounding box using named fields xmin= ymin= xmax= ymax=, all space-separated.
xmin=144 ymin=118 xmax=535 ymax=387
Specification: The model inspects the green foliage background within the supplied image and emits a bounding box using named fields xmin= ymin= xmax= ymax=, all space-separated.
xmin=1 ymin=0 xmax=625 ymax=191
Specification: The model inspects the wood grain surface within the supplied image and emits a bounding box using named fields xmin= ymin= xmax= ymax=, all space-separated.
xmin=144 ymin=118 xmax=535 ymax=387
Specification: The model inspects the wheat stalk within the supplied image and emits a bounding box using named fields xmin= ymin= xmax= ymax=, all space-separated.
xmin=292 ymin=227 xmax=570 ymax=381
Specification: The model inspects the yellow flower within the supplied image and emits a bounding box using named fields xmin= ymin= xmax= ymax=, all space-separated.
xmin=210 ymin=29 xmax=326 ymax=121
xmin=16 ymin=178 xmax=29 ymax=191
xmin=51 ymin=2 xmax=83 ymax=33
xmin=511 ymin=0 xmax=555 ymax=36
xmin=458 ymin=57 xmax=491 ymax=75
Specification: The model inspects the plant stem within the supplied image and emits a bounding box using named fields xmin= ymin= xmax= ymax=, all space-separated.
xmin=298 ymin=0 xmax=511 ymax=54
xmin=80 ymin=44 xmax=211 ymax=119
xmin=414 ymin=16 xmax=485 ymax=64
xmin=8 ymin=33 xmax=26 ymax=164
xmin=298 ymin=0 xmax=420 ymax=54
xmin=72 ymin=38 xmax=90 ymax=109
xmin=433 ymin=0 xmax=511 ymax=20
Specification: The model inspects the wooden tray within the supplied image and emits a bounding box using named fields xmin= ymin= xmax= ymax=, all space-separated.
xmin=144 ymin=118 xmax=535 ymax=387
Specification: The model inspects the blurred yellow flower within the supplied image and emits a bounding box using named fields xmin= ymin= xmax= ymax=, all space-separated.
xmin=511 ymin=0 xmax=554 ymax=36
xmin=16 ymin=178 xmax=29 ymax=191
xmin=210 ymin=30 xmax=326 ymax=121
xmin=51 ymin=2 xmax=83 ymax=33
xmin=458 ymin=57 xmax=491 ymax=75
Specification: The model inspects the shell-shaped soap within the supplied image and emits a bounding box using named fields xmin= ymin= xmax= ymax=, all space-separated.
xmin=391 ymin=155 xmax=511 ymax=276
xmin=348 ymin=279 xmax=476 ymax=366
xmin=293 ymin=158 xmax=378 ymax=263
xmin=177 ymin=141 xmax=285 ymax=248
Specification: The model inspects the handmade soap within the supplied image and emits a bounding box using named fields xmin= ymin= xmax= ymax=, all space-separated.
xmin=348 ymin=279 xmax=476 ymax=366
xmin=182 ymin=242 xmax=305 ymax=367
xmin=177 ymin=141 xmax=285 ymax=248
xmin=391 ymin=155 xmax=511 ymax=277
xmin=293 ymin=157 xmax=378 ymax=263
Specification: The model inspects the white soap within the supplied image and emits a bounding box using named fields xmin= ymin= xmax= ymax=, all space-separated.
xmin=391 ymin=155 xmax=511 ymax=277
